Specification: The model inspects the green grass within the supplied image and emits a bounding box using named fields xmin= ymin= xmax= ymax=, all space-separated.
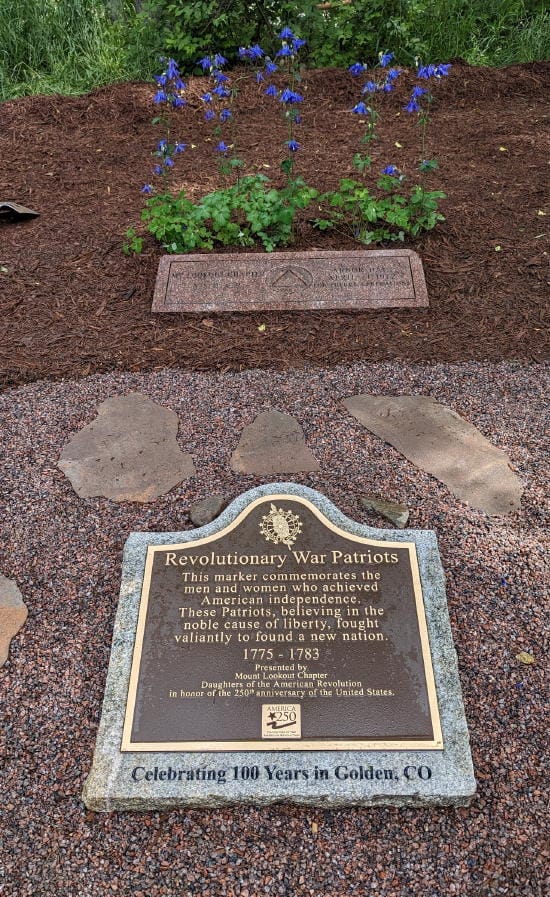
xmin=491 ymin=9 xmax=550 ymax=64
xmin=0 ymin=0 xmax=548 ymax=103
xmin=0 ymin=0 xmax=152 ymax=101
xmin=409 ymin=0 xmax=550 ymax=66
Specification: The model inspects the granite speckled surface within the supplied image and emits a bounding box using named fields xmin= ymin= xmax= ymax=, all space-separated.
xmin=83 ymin=483 xmax=475 ymax=810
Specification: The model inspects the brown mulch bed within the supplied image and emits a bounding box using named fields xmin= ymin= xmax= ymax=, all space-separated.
xmin=0 ymin=61 xmax=548 ymax=389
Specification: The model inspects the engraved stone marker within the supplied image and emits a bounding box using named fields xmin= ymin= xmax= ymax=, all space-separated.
xmin=152 ymin=249 xmax=428 ymax=313
xmin=83 ymin=484 xmax=475 ymax=810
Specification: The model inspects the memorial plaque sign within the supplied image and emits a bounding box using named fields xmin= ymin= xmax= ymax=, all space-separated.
xmin=84 ymin=484 xmax=475 ymax=810
xmin=151 ymin=249 xmax=428 ymax=313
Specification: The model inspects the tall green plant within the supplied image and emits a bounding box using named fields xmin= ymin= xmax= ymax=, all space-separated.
xmin=0 ymin=0 xmax=146 ymax=100
xmin=137 ymin=0 xmax=550 ymax=72
xmin=134 ymin=0 xmax=326 ymax=70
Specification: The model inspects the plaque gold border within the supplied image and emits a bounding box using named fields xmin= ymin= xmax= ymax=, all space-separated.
xmin=121 ymin=494 xmax=443 ymax=752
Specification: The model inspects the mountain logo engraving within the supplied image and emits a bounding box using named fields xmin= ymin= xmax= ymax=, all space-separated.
xmin=268 ymin=265 xmax=313 ymax=290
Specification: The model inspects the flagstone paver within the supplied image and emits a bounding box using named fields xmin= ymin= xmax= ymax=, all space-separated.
xmin=230 ymin=410 xmax=320 ymax=475
xmin=345 ymin=395 xmax=522 ymax=515
xmin=0 ymin=574 xmax=28 ymax=667
xmin=58 ymin=392 xmax=195 ymax=502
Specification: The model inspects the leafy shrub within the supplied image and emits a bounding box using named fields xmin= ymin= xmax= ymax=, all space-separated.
xmin=134 ymin=0 xmax=328 ymax=70
xmin=134 ymin=0 xmax=549 ymax=71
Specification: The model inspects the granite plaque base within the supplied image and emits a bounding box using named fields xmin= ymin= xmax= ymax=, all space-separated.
xmin=151 ymin=249 xmax=428 ymax=313
xmin=83 ymin=484 xmax=475 ymax=811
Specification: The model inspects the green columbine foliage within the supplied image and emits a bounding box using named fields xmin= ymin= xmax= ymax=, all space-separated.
xmin=310 ymin=58 xmax=449 ymax=243
xmin=313 ymin=180 xmax=446 ymax=245
xmin=128 ymin=41 xmax=451 ymax=254
xmin=141 ymin=176 xmax=317 ymax=253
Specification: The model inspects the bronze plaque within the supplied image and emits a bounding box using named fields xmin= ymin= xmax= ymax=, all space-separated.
xmin=151 ymin=249 xmax=428 ymax=313
xmin=122 ymin=494 xmax=442 ymax=751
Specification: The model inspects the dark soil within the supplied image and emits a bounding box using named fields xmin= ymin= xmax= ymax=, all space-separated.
xmin=0 ymin=62 xmax=548 ymax=389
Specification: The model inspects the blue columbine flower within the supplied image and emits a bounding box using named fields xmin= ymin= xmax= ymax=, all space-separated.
xmin=157 ymin=138 xmax=168 ymax=151
xmin=387 ymin=67 xmax=400 ymax=81
xmin=174 ymin=78 xmax=186 ymax=91
xmin=412 ymin=85 xmax=427 ymax=98
xmin=171 ymin=96 xmax=185 ymax=108
xmin=153 ymin=165 xmax=162 ymax=175
xmin=239 ymin=44 xmax=264 ymax=60
xmin=213 ymin=54 xmax=227 ymax=66
xmin=204 ymin=109 xmax=215 ymax=121
xmin=436 ymin=63 xmax=452 ymax=77
xmin=164 ymin=157 xmax=174 ymax=168
xmin=213 ymin=85 xmax=231 ymax=98
xmin=280 ymin=88 xmax=303 ymax=104
xmin=276 ymin=45 xmax=294 ymax=58
xmin=153 ymin=90 xmax=167 ymax=104
xmin=349 ymin=62 xmax=366 ymax=76
xmin=264 ymin=84 xmax=278 ymax=97
xmin=201 ymin=92 xmax=213 ymax=103
xmin=417 ymin=64 xmax=433 ymax=78
xmin=379 ymin=51 xmax=394 ymax=67
xmin=174 ymin=142 xmax=186 ymax=153
xmin=292 ymin=38 xmax=306 ymax=51
xmin=382 ymin=165 xmax=398 ymax=176
xmin=215 ymin=141 xmax=229 ymax=153
xmin=213 ymin=71 xmax=229 ymax=83
xmin=256 ymin=71 xmax=264 ymax=83
xmin=198 ymin=56 xmax=212 ymax=70
xmin=362 ymin=80 xmax=379 ymax=94
xmin=352 ymin=101 xmax=368 ymax=114
xmin=264 ymin=61 xmax=278 ymax=75
xmin=141 ymin=184 xmax=153 ymax=194
xmin=220 ymin=108 xmax=232 ymax=122
xmin=279 ymin=27 xmax=295 ymax=39
xmin=405 ymin=98 xmax=420 ymax=113
xmin=166 ymin=58 xmax=179 ymax=79
xmin=155 ymin=73 xmax=167 ymax=86
xmin=286 ymin=139 xmax=300 ymax=152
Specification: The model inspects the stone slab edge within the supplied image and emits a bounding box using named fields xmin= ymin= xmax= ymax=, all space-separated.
xmin=83 ymin=482 xmax=476 ymax=811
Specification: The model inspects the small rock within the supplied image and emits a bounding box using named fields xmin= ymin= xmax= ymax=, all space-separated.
xmin=0 ymin=574 xmax=28 ymax=667
xmin=0 ymin=200 xmax=39 ymax=221
xmin=360 ymin=495 xmax=410 ymax=528
xmin=515 ymin=651 xmax=535 ymax=665
xmin=230 ymin=411 xmax=320 ymax=475
xmin=189 ymin=495 xmax=227 ymax=527
xmin=58 ymin=392 xmax=195 ymax=502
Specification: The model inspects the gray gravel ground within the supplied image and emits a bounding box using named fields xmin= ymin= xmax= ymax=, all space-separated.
xmin=0 ymin=361 xmax=547 ymax=897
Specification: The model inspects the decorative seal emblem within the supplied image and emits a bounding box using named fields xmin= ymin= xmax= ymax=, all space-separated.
xmin=259 ymin=503 xmax=302 ymax=549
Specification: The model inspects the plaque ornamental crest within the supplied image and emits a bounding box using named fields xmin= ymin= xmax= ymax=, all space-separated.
xmin=259 ymin=503 xmax=302 ymax=548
